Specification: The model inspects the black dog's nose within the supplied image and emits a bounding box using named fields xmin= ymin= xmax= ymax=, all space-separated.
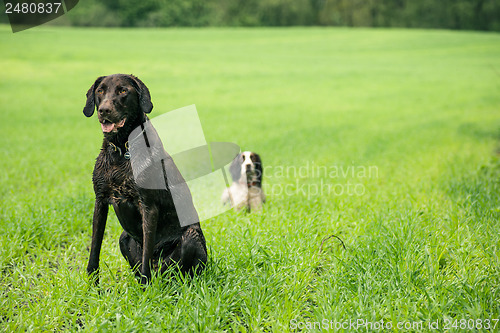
xmin=98 ymin=99 xmax=114 ymax=115
xmin=246 ymin=164 xmax=252 ymax=171
xmin=98 ymin=105 xmax=111 ymax=115
xmin=97 ymin=107 xmax=111 ymax=114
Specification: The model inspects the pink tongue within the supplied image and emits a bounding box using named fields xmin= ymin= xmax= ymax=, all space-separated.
xmin=101 ymin=122 xmax=114 ymax=133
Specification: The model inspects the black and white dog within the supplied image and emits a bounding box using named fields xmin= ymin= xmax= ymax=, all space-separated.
xmin=222 ymin=151 xmax=265 ymax=212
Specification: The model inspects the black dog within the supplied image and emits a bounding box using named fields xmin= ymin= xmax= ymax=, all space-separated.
xmin=83 ymin=74 xmax=207 ymax=285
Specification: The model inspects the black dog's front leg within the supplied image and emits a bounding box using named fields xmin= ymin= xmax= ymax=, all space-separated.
xmin=139 ymin=205 xmax=158 ymax=285
xmin=87 ymin=199 xmax=109 ymax=285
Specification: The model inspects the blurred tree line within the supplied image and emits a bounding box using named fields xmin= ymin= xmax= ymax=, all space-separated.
xmin=42 ymin=0 xmax=500 ymax=31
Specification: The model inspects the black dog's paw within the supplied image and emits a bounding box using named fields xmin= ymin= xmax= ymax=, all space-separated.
xmin=87 ymin=265 xmax=100 ymax=286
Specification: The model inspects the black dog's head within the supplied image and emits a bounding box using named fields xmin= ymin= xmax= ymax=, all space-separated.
xmin=229 ymin=151 xmax=263 ymax=187
xmin=83 ymin=74 xmax=153 ymax=142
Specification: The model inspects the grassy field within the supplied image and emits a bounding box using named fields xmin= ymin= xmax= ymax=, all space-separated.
xmin=0 ymin=25 xmax=499 ymax=331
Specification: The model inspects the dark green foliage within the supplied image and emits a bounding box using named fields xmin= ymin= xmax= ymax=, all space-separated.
xmin=64 ymin=0 xmax=500 ymax=31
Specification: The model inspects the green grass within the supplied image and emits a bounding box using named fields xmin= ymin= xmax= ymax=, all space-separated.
xmin=1 ymin=25 xmax=500 ymax=331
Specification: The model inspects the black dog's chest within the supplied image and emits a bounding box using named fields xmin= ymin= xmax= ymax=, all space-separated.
xmin=94 ymin=154 xmax=144 ymax=238
xmin=104 ymin=161 xmax=142 ymax=243
xmin=97 ymin=157 xmax=137 ymax=201
xmin=109 ymin=165 xmax=137 ymax=202
xmin=104 ymin=162 xmax=141 ymax=211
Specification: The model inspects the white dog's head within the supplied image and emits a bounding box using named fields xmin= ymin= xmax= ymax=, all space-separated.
xmin=229 ymin=151 xmax=263 ymax=187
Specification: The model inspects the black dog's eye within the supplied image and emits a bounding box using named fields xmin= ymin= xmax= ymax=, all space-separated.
xmin=119 ymin=88 xmax=127 ymax=94
xmin=96 ymin=89 xmax=103 ymax=94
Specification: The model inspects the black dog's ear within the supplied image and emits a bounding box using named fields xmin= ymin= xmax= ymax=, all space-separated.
xmin=254 ymin=153 xmax=263 ymax=186
xmin=83 ymin=76 xmax=105 ymax=117
xmin=229 ymin=154 xmax=242 ymax=181
xmin=129 ymin=75 xmax=153 ymax=114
